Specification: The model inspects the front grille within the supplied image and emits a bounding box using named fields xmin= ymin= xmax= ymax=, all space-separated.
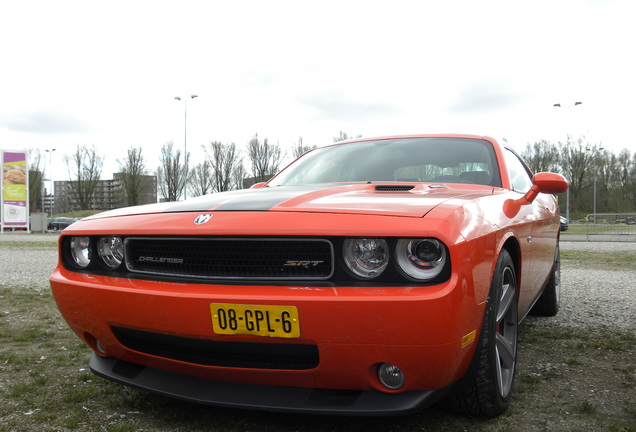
xmin=125 ymin=237 xmax=334 ymax=280
xmin=112 ymin=327 xmax=320 ymax=370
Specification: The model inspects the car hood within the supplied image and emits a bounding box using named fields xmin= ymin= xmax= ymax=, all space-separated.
xmin=88 ymin=183 xmax=495 ymax=221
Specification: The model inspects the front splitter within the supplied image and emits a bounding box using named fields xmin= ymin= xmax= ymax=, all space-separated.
xmin=89 ymin=353 xmax=448 ymax=416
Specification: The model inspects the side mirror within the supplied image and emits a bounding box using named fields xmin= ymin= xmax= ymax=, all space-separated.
xmin=504 ymin=172 xmax=568 ymax=218
xmin=531 ymin=172 xmax=569 ymax=195
xmin=250 ymin=182 xmax=267 ymax=189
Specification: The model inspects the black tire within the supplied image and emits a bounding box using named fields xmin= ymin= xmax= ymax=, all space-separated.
xmin=447 ymin=249 xmax=519 ymax=417
xmin=531 ymin=243 xmax=560 ymax=317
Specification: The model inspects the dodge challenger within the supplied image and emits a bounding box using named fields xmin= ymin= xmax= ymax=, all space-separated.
xmin=50 ymin=134 xmax=568 ymax=416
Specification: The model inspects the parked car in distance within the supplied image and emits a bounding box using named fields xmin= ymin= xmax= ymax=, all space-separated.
xmin=47 ymin=217 xmax=78 ymax=231
xmin=50 ymin=134 xmax=568 ymax=417
xmin=560 ymin=216 xmax=569 ymax=231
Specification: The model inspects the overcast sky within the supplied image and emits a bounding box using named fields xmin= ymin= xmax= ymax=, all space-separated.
xmin=1 ymin=0 xmax=635 ymax=179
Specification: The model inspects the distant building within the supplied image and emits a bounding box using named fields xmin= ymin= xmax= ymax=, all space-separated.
xmin=242 ymin=174 xmax=273 ymax=189
xmin=54 ymin=173 xmax=157 ymax=214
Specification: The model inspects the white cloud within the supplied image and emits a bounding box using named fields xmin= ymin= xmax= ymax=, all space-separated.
xmin=0 ymin=109 xmax=93 ymax=135
xmin=448 ymin=80 xmax=528 ymax=115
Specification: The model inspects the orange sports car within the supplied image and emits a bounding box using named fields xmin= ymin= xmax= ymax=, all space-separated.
xmin=50 ymin=135 xmax=568 ymax=416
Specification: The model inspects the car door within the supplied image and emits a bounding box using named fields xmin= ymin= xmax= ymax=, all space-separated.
xmin=502 ymin=148 xmax=547 ymax=315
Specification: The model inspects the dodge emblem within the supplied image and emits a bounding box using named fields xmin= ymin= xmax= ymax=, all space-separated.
xmin=194 ymin=214 xmax=213 ymax=225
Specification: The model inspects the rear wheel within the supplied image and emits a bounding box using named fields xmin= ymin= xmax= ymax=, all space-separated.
xmin=447 ymin=249 xmax=518 ymax=417
xmin=531 ymin=243 xmax=560 ymax=316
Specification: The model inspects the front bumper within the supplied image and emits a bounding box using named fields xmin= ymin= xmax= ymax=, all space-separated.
xmin=51 ymin=265 xmax=485 ymax=410
xmin=89 ymin=354 xmax=450 ymax=416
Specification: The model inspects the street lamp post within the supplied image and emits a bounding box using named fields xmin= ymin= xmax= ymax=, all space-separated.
xmin=45 ymin=148 xmax=56 ymax=215
xmin=174 ymin=94 xmax=198 ymax=200
xmin=553 ymin=101 xmax=582 ymax=223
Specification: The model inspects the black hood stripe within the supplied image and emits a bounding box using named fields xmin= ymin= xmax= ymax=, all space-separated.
xmin=163 ymin=186 xmax=329 ymax=213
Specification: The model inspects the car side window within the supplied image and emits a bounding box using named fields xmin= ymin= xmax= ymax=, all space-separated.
xmin=503 ymin=148 xmax=533 ymax=193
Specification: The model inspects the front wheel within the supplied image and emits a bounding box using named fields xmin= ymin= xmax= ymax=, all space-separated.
xmin=447 ymin=249 xmax=519 ymax=417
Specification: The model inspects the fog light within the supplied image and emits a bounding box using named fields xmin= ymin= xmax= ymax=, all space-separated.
xmin=378 ymin=363 xmax=405 ymax=390
xmin=96 ymin=340 xmax=107 ymax=355
xmin=84 ymin=332 xmax=107 ymax=355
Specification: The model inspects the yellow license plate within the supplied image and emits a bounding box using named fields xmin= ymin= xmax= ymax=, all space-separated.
xmin=210 ymin=303 xmax=300 ymax=338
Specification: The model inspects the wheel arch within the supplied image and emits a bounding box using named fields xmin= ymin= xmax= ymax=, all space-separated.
xmin=500 ymin=235 xmax=521 ymax=302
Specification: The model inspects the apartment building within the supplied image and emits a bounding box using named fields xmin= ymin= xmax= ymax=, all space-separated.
xmin=53 ymin=173 xmax=157 ymax=214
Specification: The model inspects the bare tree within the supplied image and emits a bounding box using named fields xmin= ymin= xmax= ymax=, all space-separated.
xmin=291 ymin=137 xmax=315 ymax=158
xmin=521 ymin=140 xmax=560 ymax=174
xmin=333 ymin=131 xmax=362 ymax=142
xmin=28 ymin=149 xmax=44 ymax=212
xmin=188 ymin=161 xmax=214 ymax=197
xmin=233 ymin=164 xmax=248 ymax=190
xmin=117 ymin=147 xmax=149 ymax=206
xmin=558 ymin=135 xmax=603 ymax=214
xmin=629 ymin=152 xmax=636 ymax=212
xmin=615 ymin=149 xmax=634 ymax=212
xmin=594 ymin=148 xmax=612 ymax=213
xmin=247 ymin=134 xmax=283 ymax=183
xmin=65 ymin=144 xmax=104 ymax=210
xmin=205 ymin=141 xmax=243 ymax=192
xmin=157 ymin=141 xmax=188 ymax=202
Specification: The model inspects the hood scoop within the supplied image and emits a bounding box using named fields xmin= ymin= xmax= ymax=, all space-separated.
xmin=374 ymin=185 xmax=415 ymax=192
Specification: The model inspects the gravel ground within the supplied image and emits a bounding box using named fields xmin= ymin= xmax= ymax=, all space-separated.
xmin=558 ymin=240 xmax=636 ymax=331
xmin=564 ymin=268 xmax=636 ymax=331
xmin=0 ymin=233 xmax=59 ymax=293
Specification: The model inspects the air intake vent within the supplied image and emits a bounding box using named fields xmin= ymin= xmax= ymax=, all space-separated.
xmin=374 ymin=185 xmax=415 ymax=192
xmin=112 ymin=326 xmax=319 ymax=370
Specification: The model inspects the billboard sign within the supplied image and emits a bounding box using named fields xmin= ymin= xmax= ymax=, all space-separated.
xmin=2 ymin=150 xmax=29 ymax=231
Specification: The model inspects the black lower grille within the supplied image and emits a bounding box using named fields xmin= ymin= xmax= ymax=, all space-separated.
xmin=124 ymin=237 xmax=334 ymax=280
xmin=112 ymin=326 xmax=320 ymax=370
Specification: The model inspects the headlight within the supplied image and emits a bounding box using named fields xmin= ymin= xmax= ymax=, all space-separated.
xmin=395 ymin=238 xmax=446 ymax=280
xmin=98 ymin=236 xmax=124 ymax=269
xmin=70 ymin=236 xmax=92 ymax=268
xmin=343 ymin=238 xmax=389 ymax=279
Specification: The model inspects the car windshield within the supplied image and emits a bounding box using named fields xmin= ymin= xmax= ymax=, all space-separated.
xmin=268 ymin=137 xmax=501 ymax=187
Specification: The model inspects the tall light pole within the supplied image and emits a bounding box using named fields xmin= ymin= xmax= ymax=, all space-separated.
xmin=553 ymin=101 xmax=582 ymax=223
xmin=45 ymin=148 xmax=56 ymax=215
xmin=174 ymin=94 xmax=198 ymax=200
